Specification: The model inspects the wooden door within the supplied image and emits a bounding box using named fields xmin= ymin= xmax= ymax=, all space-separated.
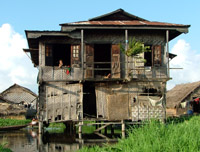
xmin=111 ymin=44 xmax=120 ymax=78
xmin=45 ymin=44 xmax=53 ymax=66
xmin=152 ymin=45 xmax=162 ymax=66
xmin=85 ymin=44 xmax=94 ymax=79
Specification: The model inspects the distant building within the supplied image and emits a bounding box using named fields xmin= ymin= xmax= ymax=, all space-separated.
xmin=166 ymin=81 xmax=200 ymax=116
xmin=1 ymin=83 xmax=38 ymax=110
xmin=0 ymin=96 xmax=27 ymax=119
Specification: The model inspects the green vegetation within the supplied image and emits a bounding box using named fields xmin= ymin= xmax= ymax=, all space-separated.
xmin=0 ymin=119 xmax=31 ymax=127
xmin=120 ymin=38 xmax=151 ymax=57
xmin=80 ymin=122 xmax=121 ymax=134
xmin=0 ymin=141 xmax=12 ymax=152
xmin=79 ymin=115 xmax=200 ymax=152
xmin=48 ymin=122 xmax=66 ymax=128
xmin=46 ymin=122 xmax=66 ymax=133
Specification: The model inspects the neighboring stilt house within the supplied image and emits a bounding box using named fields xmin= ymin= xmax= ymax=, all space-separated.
xmin=166 ymin=81 xmax=200 ymax=116
xmin=1 ymin=84 xmax=38 ymax=118
xmin=24 ymin=9 xmax=190 ymax=128
xmin=0 ymin=96 xmax=26 ymax=119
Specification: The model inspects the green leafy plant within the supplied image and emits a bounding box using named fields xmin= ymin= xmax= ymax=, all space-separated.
xmin=0 ymin=138 xmax=12 ymax=152
xmin=120 ymin=38 xmax=151 ymax=58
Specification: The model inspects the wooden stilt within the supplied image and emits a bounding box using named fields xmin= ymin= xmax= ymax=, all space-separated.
xmin=78 ymin=121 xmax=82 ymax=139
xmin=99 ymin=121 xmax=102 ymax=133
xmin=121 ymin=120 xmax=125 ymax=138
xmin=38 ymin=121 xmax=43 ymax=134
xmin=111 ymin=124 xmax=114 ymax=135
xmin=104 ymin=126 xmax=107 ymax=135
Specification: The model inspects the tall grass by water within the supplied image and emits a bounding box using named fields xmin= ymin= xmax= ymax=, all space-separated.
xmin=0 ymin=118 xmax=31 ymax=127
xmin=79 ymin=115 xmax=200 ymax=152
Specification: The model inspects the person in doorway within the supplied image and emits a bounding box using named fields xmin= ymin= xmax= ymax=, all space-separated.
xmin=58 ymin=59 xmax=63 ymax=68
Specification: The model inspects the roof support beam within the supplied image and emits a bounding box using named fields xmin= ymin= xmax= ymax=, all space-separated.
xmin=81 ymin=29 xmax=84 ymax=80
xmin=166 ymin=30 xmax=169 ymax=77
xmin=125 ymin=29 xmax=128 ymax=79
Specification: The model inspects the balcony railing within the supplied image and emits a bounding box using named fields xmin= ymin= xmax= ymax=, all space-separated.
xmin=40 ymin=66 xmax=83 ymax=81
xmin=39 ymin=64 xmax=169 ymax=82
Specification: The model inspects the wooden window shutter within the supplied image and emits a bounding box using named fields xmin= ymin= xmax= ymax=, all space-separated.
xmin=85 ymin=44 xmax=94 ymax=78
xmin=45 ymin=44 xmax=53 ymax=66
xmin=111 ymin=44 xmax=120 ymax=78
xmin=152 ymin=45 xmax=162 ymax=66
xmin=71 ymin=45 xmax=81 ymax=67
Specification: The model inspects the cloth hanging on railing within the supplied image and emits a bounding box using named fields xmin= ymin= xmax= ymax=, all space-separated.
xmin=66 ymin=66 xmax=71 ymax=75
xmin=148 ymin=96 xmax=163 ymax=107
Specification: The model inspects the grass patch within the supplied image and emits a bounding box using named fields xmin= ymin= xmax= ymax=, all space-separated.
xmin=0 ymin=119 xmax=31 ymax=127
xmin=0 ymin=139 xmax=13 ymax=152
xmin=0 ymin=145 xmax=12 ymax=152
xmin=79 ymin=115 xmax=200 ymax=152
xmin=46 ymin=123 xmax=66 ymax=133
xmin=80 ymin=122 xmax=121 ymax=134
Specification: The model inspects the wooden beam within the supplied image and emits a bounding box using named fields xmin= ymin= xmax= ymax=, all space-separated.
xmin=94 ymin=123 xmax=111 ymax=132
xmin=166 ymin=30 xmax=169 ymax=77
xmin=81 ymin=30 xmax=84 ymax=80
xmin=125 ymin=29 xmax=128 ymax=79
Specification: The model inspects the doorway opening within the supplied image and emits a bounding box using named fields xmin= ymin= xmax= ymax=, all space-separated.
xmin=83 ymin=82 xmax=97 ymax=118
xmin=94 ymin=44 xmax=111 ymax=78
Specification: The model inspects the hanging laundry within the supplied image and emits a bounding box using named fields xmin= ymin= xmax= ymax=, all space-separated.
xmin=66 ymin=66 xmax=71 ymax=75
xmin=180 ymin=101 xmax=187 ymax=108
xmin=194 ymin=97 xmax=200 ymax=104
xmin=148 ymin=96 xmax=163 ymax=107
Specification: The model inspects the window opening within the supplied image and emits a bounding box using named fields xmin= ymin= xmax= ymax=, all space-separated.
xmin=45 ymin=44 xmax=71 ymax=66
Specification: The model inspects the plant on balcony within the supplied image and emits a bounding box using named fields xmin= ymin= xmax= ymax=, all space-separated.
xmin=120 ymin=38 xmax=151 ymax=59
xmin=120 ymin=38 xmax=151 ymax=79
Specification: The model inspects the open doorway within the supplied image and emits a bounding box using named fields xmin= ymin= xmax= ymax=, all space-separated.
xmin=94 ymin=44 xmax=111 ymax=78
xmin=83 ymin=82 xmax=97 ymax=118
xmin=144 ymin=45 xmax=152 ymax=66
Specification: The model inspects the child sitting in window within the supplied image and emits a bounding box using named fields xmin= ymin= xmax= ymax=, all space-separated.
xmin=58 ymin=59 xmax=63 ymax=68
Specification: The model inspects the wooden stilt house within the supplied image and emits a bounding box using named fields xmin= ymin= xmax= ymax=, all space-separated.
xmin=24 ymin=9 xmax=190 ymax=127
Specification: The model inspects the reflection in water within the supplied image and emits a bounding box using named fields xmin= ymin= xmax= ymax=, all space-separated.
xmin=0 ymin=129 xmax=38 ymax=152
xmin=0 ymin=129 xmax=118 ymax=152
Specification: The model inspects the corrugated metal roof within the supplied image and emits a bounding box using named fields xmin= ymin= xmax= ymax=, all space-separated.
xmin=62 ymin=20 xmax=189 ymax=27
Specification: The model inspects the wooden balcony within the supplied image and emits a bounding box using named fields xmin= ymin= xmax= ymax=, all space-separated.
xmin=40 ymin=66 xmax=83 ymax=82
xmin=39 ymin=65 xmax=169 ymax=82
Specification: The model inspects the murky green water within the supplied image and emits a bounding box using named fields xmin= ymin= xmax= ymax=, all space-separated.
xmin=0 ymin=128 xmax=118 ymax=152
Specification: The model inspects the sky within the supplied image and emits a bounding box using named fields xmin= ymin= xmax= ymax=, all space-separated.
xmin=0 ymin=0 xmax=200 ymax=94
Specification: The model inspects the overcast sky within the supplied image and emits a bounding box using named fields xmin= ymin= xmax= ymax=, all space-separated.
xmin=0 ymin=0 xmax=199 ymax=93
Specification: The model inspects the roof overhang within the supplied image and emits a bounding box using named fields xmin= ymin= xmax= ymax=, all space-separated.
xmin=61 ymin=25 xmax=190 ymax=41
xmin=25 ymin=31 xmax=75 ymax=66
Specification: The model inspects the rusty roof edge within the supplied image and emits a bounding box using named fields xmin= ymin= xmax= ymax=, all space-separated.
xmin=61 ymin=25 xmax=190 ymax=32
